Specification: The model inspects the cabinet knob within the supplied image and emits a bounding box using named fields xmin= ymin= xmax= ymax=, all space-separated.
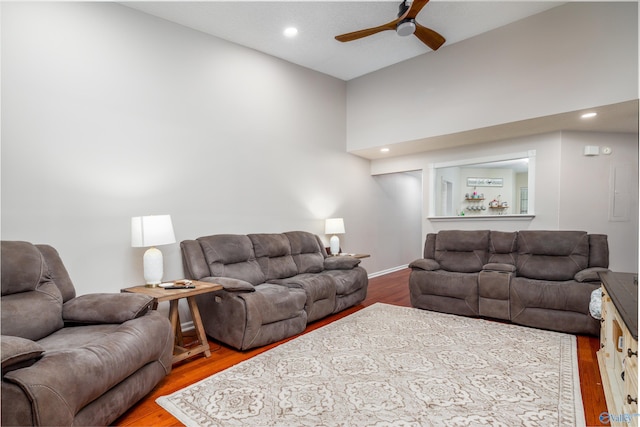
xmin=628 ymin=348 xmax=638 ymax=358
xmin=627 ymin=395 xmax=638 ymax=405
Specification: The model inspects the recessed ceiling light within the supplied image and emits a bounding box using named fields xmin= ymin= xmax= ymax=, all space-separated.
xmin=283 ymin=27 xmax=298 ymax=38
xmin=380 ymin=148 xmax=390 ymax=153
xmin=581 ymin=112 xmax=597 ymax=119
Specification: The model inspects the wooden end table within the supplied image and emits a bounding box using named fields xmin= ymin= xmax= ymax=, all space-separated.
xmin=336 ymin=253 xmax=370 ymax=259
xmin=121 ymin=280 xmax=222 ymax=364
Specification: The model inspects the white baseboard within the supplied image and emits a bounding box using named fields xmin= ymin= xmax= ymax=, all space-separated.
xmin=368 ymin=264 xmax=409 ymax=279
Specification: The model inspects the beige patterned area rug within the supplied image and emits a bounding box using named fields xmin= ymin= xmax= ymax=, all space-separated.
xmin=157 ymin=303 xmax=585 ymax=427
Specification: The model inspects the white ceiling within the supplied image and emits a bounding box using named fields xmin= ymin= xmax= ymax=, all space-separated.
xmin=122 ymin=1 xmax=565 ymax=81
xmin=122 ymin=1 xmax=638 ymax=159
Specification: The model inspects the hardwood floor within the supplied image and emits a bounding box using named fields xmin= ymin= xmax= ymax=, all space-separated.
xmin=116 ymin=268 xmax=608 ymax=426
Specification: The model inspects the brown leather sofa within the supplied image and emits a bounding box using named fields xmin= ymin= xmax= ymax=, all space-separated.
xmin=181 ymin=231 xmax=368 ymax=350
xmin=1 ymin=241 xmax=173 ymax=426
xmin=409 ymin=230 xmax=609 ymax=335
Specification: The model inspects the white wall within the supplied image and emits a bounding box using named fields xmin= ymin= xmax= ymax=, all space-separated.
xmin=1 ymin=2 xmax=409 ymax=296
xmin=371 ymin=131 xmax=639 ymax=273
xmin=346 ymin=2 xmax=638 ymax=151
xmin=558 ymin=131 xmax=639 ymax=272
xmin=370 ymin=171 xmax=423 ymax=275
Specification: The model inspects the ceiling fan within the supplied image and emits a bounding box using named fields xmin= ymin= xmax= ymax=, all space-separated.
xmin=335 ymin=0 xmax=445 ymax=51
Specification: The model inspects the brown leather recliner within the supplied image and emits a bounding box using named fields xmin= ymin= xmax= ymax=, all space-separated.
xmin=1 ymin=241 xmax=174 ymax=426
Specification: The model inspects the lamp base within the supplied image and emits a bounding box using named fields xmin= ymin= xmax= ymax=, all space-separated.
xmin=143 ymin=247 xmax=164 ymax=286
xmin=330 ymin=235 xmax=340 ymax=255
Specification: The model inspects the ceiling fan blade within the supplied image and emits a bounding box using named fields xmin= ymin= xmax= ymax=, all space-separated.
xmin=414 ymin=23 xmax=446 ymax=51
xmin=405 ymin=0 xmax=430 ymax=20
xmin=335 ymin=21 xmax=398 ymax=42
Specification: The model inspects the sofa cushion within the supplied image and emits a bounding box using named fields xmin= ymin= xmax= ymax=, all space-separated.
xmin=201 ymin=276 xmax=255 ymax=292
xmin=1 ymin=336 xmax=44 ymax=372
xmin=574 ymin=267 xmax=609 ymax=283
xmin=239 ymin=284 xmax=307 ymax=329
xmin=511 ymin=277 xmax=598 ymax=314
xmin=1 ymin=241 xmax=45 ymax=296
xmin=409 ymin=258 xmax=440 ymax=271
xmin=409 ymin=270 xmax=479 ymax=317
xmin=488 ymin=231 xmax=517 ymax=265
xmin=181 ymin=240 xmax=212 ymax=280
xmin=197 ymin=235 xmax=265 ymax=285
xmin=249 ymin=234 xmax=298 ymax=280
xmin=63 ymin=293 xmax=154 ymax=324
xmin=423 ymin=233 xmax=437 ymax=259
xmin=588 ymin=234 xmax=609 ymax=268
xmin=285 ymin=231 xmax=325 ymax=273
xmin=269 ymin=274 xmax=336 ymax=322
xmin=321 ymin=268 xmax=366 ymax=297
xmin=517 ymin=231 xmax=589 ymax=281
xmin=483 ymin=263 xmax=517 ymax=273
xmin=1 ymin=283 xmax=64 ymax=341
xmin=324 ymin=256 xmax=360 ymax=270
xmin=1 ymin=241 xmax=65 ymax=340
xmin=434 ymin=230 xmax=490 ymax=273
xmin=510 ymin=277 xmax=600 ymax=335
xmin=36 ymin=244 xmax=76 ymax=302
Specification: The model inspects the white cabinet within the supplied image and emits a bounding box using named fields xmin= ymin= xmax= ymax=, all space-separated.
xmin=597 ymin=272 xmax=638 ymax=427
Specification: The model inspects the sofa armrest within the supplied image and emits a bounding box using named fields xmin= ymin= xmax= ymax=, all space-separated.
xmin=483 ymin=263 xmax=517 ymax=273
xmin=1 ymin=336 xmax=44 ymax=374
xmin=575 ymin=267 xmax=610 ymax=282
xmin=324 ymin=256 xmax=361 ymax=270
xmin=409 ymin=258 xmax=440 ymax=271
xmin=200 ymin=276 xmax=256 ymax=292
xmin=3 ymin=313 xmax=173 ymax=426
xmin=63 ymin=293 xmax=154 ymax=324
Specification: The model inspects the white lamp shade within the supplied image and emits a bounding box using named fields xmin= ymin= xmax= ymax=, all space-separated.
xmin=131 ymin=215 xmax=176 ymax=247
xmin=325 ymin=218 xmax=345 ymax=235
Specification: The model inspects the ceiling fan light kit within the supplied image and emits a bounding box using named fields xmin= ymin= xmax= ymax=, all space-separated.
xmin=397 ymin=19 xmax=416 ymax=37
xmin=335 ymin=0 xmax=446 ymax=51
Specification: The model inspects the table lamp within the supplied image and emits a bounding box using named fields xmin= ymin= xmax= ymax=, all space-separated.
xmin=131 ymin=215 xmax=176 ymax=287
xmin=325 ymin=218 xmax=345 ymax=255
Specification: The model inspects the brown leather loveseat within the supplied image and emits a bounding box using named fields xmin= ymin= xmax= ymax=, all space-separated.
xmin=1 ymin=241 xmax=173 ymax=426
xmin=409 ymin=230 xmax=609 ymax=335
